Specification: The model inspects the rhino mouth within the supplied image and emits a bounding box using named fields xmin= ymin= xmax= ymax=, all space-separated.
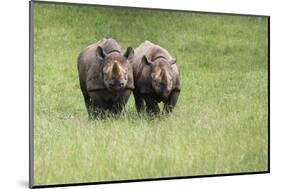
xmin=108 ymin=87 xmax=123 ymax=91
xmin=107 ymin=85 xmax=125 ymax=91
xmin=107 ymin=86 xmax=127 ymax=92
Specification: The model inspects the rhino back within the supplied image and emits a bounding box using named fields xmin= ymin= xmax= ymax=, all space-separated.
xmin=131 ymin=42 xmax=151 ymax=93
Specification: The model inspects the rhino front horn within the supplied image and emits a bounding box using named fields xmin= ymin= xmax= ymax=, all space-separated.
xmin=112 ymin=61 xmax=120 ymax=74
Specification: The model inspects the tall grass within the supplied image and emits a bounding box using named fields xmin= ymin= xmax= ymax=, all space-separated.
xmin=33 ymin=3 xmax=268 ymax=185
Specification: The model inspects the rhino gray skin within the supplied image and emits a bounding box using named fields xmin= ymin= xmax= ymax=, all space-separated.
xmin=131 ymin=41 xmax=180 ymax=115
xmin=77 ymin=38 xmax=134 ymax=118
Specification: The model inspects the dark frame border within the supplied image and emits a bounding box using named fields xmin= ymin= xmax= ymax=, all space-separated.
xmin=29 ymin=0 xmax=270 ymax=188
xmin=29 ymin=1 xmax=34 ymax=188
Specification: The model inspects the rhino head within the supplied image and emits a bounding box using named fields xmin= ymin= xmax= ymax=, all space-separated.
xmin=96 ymin=46 xmax=134 ymax=91
xmin=142 ymin=55 xmax=176 ymax=98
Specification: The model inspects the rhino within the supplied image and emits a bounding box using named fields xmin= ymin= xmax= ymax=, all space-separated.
xmin=77 ymin=38 xmax=134 ymax=118
xmin=131 ymin=41 xmax=180 ymax=115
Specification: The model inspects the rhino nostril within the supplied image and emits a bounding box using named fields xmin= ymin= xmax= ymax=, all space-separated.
xmin=109 ymin=82 xmax=114 ymax=88
xmin=119 ymin=82 xmax=124 ymax=87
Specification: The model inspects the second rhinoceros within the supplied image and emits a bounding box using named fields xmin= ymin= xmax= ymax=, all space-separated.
xmin=131 ymin=41 xmax=180 ymax=115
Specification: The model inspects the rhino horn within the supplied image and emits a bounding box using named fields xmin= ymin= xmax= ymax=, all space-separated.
xmin=112 ymin=61 xmax=120 ymax=75
xmin=161 ymin=70 xmax=168 ymax=83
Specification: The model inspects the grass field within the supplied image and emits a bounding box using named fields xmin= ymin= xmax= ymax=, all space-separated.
xmin=32 ymin=2 xmax=269 ymax=186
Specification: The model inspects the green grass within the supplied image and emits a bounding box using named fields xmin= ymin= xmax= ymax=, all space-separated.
xmin=33 ymin=2 xmax=268 ymax=186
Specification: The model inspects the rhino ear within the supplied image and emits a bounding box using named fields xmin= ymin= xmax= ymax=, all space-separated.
xmin=96 ymin=46 xmax=106 ymax=60
xmin=170 ymin=58 xmax=176 ymax=65
xmin=124 ymin=47 xmax=134 ymax=60
xmin=142 ymin=56 xmax=153 ymax=66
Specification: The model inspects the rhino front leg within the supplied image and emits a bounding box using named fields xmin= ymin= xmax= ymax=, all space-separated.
xmin=88 ymin=100 xmax=100 ymax=119
xmin=133 ymin=91 xmax=145 ymax=113
xmin=82 ymin=92 xmax=91 ymax=116
xmin=144 ymin=95 xmax=160 ymax=115
xmin=164 ymin=90 xmax=180 ymax=114
xmin=88 ymin=91 xmax=109 ymax=119
xmin=111 ymin=89 xmax=132 ymax=115
xmin=88 ymin=100 xmax=106 ymax=119
xmin=111 ymin=103 xmax=124 ymax=115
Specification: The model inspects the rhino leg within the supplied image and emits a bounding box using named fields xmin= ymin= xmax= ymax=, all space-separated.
xmin=88 ymin=91 xmax=112 ymax=119
xmin=111 ymin=89 xmax=131 ymax=115
xmin=81 ymin=90 xmax=91 ymax=116
xmin=133 ymin=91 xmax=145 ymax=113
xmin=164 ymin=90 xmax=180 ymax=114
xmin=88 ymin=101 xmax=102 ymax=119
xmin=144 ymin=95 xmax=160 ymax=115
